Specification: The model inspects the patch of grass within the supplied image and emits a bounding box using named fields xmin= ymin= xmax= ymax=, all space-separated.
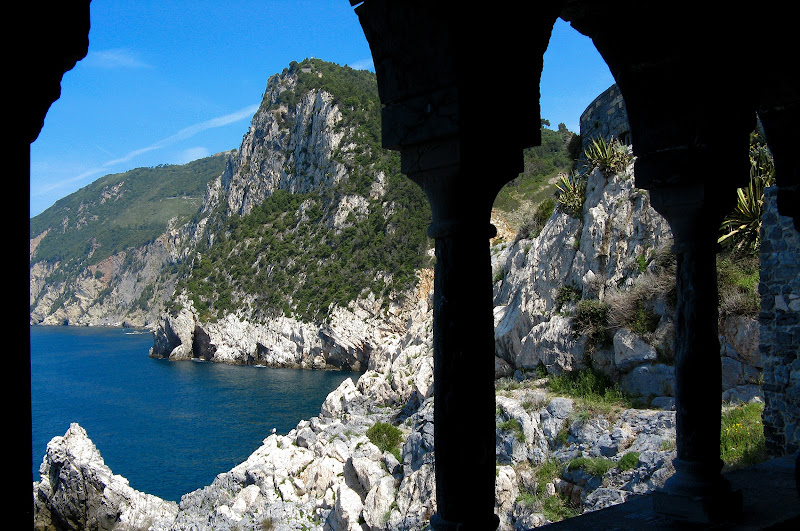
xmin=495 ymin=378 xmax=523 ymax=394
xmin=555 ymin=425 xmax=570 ymax=447
xmin=567 ymin=456 xmax=615 ymax=477
xmin=617 ymin=451 xmax=640 ymax=472
xmin=720 ymin=401 xmax=766 ymax=470
xmin=515 ymin=488 xmax=536 ymax=508
xmin=660 ymin=438 xmax=676 ymax=451
xmin=498 ymin=418 xmax=526 ymax=443
xmin=539 ymin=458 xmax=566 ymax=486
xmin=542 ymin=493 xmax=580 ymax=521
xmin=717 ymin=252 xmax=760 ymax=318
xmin=548 ymin=369 xmax=630 ymax=408
xmin=515 ymin=458 xmax=580 ymax=522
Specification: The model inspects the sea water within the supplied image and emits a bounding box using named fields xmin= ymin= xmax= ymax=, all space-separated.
xmin=30 ymin=325 xmax=352 ymax=502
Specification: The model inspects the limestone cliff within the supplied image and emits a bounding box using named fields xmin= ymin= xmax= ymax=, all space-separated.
xmin=146 ymin=59 xmax=431 ymax=371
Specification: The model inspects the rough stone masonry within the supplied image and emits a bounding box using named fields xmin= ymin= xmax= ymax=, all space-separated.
xmin=760 ymin=184 xmax=800 ymax=455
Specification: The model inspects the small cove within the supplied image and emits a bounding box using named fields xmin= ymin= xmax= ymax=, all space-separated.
xmin=30 ymin=325 xmax=353 ymax=502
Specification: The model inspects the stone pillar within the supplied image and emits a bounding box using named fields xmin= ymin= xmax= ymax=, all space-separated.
xmin=402 ymin=141 xmax=521 ymax=530
xmin=643 ymin=159 xmax=744 ymax=522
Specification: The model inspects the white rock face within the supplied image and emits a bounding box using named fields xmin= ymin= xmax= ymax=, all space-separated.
xmin=33 ymin=424 xmax=178 ymax=530
xmin=494 ymin=164 xmax=672 ymax=379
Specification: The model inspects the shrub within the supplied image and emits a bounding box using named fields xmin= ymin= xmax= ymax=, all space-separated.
xmin=573 ymin=299 xmax=612 ymax=346
xmin=717 ymin=131 xmax=775 ymax=255
xmin=366 ymin=421 xmax=403 ymax=461
xmin=517 ymin=196 xmax=558 ymax=241
xmin=555 ymin=284 xmax=582 ymax=311
xmin=628 ymin=302 xmax=661 ymax=338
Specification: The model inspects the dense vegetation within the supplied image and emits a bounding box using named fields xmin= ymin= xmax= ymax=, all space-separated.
xmin=31 ymin=154 xmax=227 ymax=269
xmin=177 ymin=59 xmax=431 ymax=323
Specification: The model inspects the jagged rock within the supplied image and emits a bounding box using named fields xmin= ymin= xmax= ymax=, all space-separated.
xmin=149 ymin=301 xmax=195 ymax=360
xmin=362 ymin=476 xmax=397 ymax=530
xmin=320 ymin=378 xmax=359 ymax=419
xmin=650 ymin=396 xmax=676 ymax=410
xmin=494 ymin=165 xmax=672 ymax=381
xmin=722 ymin=384 xmax=764 ymax=404
xmin=33 ymin=424 xmax=178 ymax=530
xmin=326 ymin=483 xmax=364 ymax=530
xmin=495 ymin=465 xmax=519 ymax=530
xmin=540 ymin=397 xmax=574 ymax=441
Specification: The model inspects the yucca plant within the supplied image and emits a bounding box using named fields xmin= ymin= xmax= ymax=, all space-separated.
xmin=555 ymin=171 xmax=587 ymax=219
xmin=717 ymin=132 xmax=775 ymax=255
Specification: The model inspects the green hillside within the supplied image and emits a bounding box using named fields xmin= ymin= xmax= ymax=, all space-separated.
xmin=31 ymin=154 xmax=228 ymax=269
xmin=494 ymin=121 xmax=581 ymax=216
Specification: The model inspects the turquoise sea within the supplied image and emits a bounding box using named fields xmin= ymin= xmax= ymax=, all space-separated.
xmin=30 ymin=325 xmax=353 ymax=502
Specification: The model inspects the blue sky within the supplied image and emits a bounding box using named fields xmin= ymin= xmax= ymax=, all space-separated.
xmin=30 ymin=1 xmax=614 ymax=218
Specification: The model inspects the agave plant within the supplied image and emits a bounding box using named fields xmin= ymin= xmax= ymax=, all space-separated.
xmin=556 ymin=171 xmax=587 ymax=219
xmin=584 ymin=136 xmax=632 ymax=175
xmin=717 ymin=134 xmax=775 ymax=254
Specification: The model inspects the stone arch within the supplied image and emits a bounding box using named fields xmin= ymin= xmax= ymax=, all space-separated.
xmin=351 ymin=0 xmax=799 ymax=527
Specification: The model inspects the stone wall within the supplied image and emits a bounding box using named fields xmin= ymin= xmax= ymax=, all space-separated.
xmin=578 ymin=84 xmax=631 ymax=148
xmin=760 ymin=185 xmax=800 ymax=455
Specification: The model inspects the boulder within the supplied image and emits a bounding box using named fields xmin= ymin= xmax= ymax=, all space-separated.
xmin=620 ymin=364 xmax=674 ymax=399
xmin=613 ymin=328 xmax=658 ymax=372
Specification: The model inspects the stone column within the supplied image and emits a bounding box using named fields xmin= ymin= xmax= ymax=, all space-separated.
xmin=643 ymin=160 xmax=744 ymax=522
xmin=403 ymin=142 xmax=521 ymax=530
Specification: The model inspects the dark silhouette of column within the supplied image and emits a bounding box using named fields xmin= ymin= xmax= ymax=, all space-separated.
xmin=641 ymin=153 xmax=747 ymax=523
xmin=402 ymin=142 xmax=522 ymax=529
xmin=350 ymin=1 xmax=557 ymax=526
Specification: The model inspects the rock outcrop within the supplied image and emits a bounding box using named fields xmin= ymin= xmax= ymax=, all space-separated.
xmin=492 ymin=157 xmax=762 ymax=405
xmin=33 ymin=424 xmax=178 ymax=530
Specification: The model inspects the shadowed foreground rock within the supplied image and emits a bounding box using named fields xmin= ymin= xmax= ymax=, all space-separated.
xmin=33 ymin=424 xmax=178 ymax=531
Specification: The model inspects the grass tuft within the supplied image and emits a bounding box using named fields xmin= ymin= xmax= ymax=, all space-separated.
xmin=720 ymin=401 xmax=766 ymax=470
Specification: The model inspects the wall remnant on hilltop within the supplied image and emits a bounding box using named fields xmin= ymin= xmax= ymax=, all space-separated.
xmin=579 ymin=84 xmax=631 ymax=150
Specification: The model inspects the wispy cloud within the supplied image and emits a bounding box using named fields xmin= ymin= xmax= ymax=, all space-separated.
xmin=101 ymin=104 xmax=259 ymax=167
xmin=348 ymin=58 xmax=374 ymax=71
xmin=83 ymin=48 xmax=153 ymax=69
xmin=32 ymin=104 xmax=259 ymax=201
xmin=177 ymin=147 xmax=212 ymax=164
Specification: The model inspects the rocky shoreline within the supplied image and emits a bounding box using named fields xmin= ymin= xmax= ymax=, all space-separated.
xmin=33 ymin=366 xmax=682 ymax=530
